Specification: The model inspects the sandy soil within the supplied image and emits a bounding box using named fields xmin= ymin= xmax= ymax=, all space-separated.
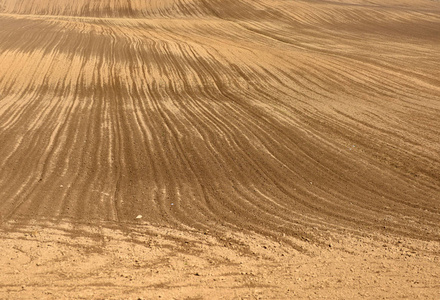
xmin=0 ymin=0 xmax=439 ymax=298
xmin=1 ymin=220 xmax=440 ymax=299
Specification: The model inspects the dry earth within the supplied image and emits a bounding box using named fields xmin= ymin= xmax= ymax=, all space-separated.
xmin=0 ymin=0 xmax=440 ymax=298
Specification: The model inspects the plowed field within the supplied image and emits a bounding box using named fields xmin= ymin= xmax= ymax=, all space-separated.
xmin=1 ymin=0 xmax=439 ymax=298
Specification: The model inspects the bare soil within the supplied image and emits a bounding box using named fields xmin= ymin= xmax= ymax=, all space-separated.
xmin=1 ymin=221 xmax=440 ymax=299
xmin=0 ymin=0 xmax=439 ymax=298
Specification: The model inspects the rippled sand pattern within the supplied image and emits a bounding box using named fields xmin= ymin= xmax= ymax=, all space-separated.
xmin=1 ymin=0 xmax=439 ymax=246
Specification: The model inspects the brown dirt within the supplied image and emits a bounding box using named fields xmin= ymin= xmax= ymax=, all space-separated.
xmin=0 ymin=0 xmax=439 ymax=298
xmin=1 ymin=221 xmax=440 ymax=299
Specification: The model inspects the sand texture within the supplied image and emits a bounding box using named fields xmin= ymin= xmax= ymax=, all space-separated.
xmin=0 ymin=0 xmax=439 ymax=298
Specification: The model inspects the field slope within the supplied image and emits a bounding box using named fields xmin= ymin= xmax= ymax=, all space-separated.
xmin=0 ymin=0 xmax=440 ymax=297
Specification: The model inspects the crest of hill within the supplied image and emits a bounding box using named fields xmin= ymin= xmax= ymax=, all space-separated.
xmin=0 ymin=0 xmax=284 ymax=19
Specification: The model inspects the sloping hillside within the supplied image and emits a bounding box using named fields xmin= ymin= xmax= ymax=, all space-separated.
xmin=0 ymin=0 xmax=440 ymax=297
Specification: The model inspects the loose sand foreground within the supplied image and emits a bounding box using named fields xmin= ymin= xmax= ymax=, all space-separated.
xmin=1 ymin=221 xmax=440 ymax=299
xmin=0 ymin=0 xmax=440 ymax=298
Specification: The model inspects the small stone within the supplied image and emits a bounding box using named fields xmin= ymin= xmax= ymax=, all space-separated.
xmin=136 ymin=215 xmax=142 ymax=219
